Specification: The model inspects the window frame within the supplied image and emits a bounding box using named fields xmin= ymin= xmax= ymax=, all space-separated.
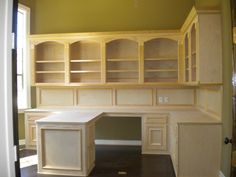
xmin=17 ymin=3 xmax=31 ymax=112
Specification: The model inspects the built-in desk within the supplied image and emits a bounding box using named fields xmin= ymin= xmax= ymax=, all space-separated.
xmin=33 ymin=108 xmax=221 ymax=177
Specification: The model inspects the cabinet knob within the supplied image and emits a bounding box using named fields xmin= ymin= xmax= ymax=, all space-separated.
xmin=224 ymin=137 xmax=232 ymax=144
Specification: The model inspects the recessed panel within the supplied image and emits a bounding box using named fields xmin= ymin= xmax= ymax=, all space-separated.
xmin=196 ymin=89 xmax=206 ymax=109
xmin=157 ymin=89 xmax=194 ymax=105
xmin=42 ymin=129 xmax=82 ymax=171
xmin=116 ymin=89 xmax=153 ymax=106
xmin=78 ymin=89 xmax=112 ymax=106
xmin=39 ymin=88 xmax=74 ymax=106
xmin=207 ymin=89 xmax=222 ymax=117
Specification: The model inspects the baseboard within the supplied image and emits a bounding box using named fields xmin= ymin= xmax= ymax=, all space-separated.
xmin=219 ymin=171 xmax=225 ymax=177
xmin=19 ymin=139 xmax=25 ymax=146
xmin=95 ymin=139 xmax=141 ymax=146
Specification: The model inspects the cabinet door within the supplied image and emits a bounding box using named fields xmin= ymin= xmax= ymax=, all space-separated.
xmin=183 ymin=22 xmax=197 ymax=84
xmin=145 ymin=124 xmax=167 ymax=151
xmin=25 ymin=112 xmax=51 ymax=149
xmin=28 ymin=120 xmax=37 ymax=146
xmin=142 ymin=115 xmax=168 ymax=154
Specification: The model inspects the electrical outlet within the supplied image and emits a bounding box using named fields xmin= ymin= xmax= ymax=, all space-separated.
xmin=164 ymin=97 xmax=169 ymax=103
xmin=158 ymin=97 xmax=163 ymax=103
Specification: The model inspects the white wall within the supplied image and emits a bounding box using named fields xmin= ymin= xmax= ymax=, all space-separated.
xmin=0 ymin=0 xmax=16 ymax=177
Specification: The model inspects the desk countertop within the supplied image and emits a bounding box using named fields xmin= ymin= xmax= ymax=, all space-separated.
xmin=30 ymin=106 xmax=221 ymax=124
xmin=36 ymin=111 xmax=103 ymax=124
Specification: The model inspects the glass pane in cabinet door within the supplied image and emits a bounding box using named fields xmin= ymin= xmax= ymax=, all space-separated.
xmin=191 ymin=54 xmax=196 ymax=82
xmin=184 ymin=34 xmax=189 ymax=82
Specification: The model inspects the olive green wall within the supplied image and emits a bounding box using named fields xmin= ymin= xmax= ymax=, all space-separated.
xmin=18 ymin=113 xmax=25 ymax=140
xmin=22 ymin=0 xmax=194 ymax=34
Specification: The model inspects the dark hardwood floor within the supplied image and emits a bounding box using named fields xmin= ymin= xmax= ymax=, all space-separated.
xmin=20 ymin=145 xmax=176 ymax=177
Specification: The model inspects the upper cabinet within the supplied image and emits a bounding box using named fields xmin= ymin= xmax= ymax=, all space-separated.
xmin=144 ymin=38 xmax=178 ymax=83
xmin=181 ymin=7 xmax=222 ymax=85
xmin=69 ymin=41 xmax=101 ymax=84
xmin=33 ymin=41 xmax=66 ymax=85
xmin=30 ymin=7 xmax=222 ymax=87
xmin=30 ymin=32 xmax=181 ymax=86
xmin=106 ymin=39 xmax=139 ymax=83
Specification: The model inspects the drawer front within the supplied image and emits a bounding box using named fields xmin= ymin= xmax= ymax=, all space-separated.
xmin=144 ymin=114 xmax=168 ymax=124
xmin=25 ymin=112 xmax=52 ymax=149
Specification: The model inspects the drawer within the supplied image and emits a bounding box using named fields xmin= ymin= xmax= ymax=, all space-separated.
xmin=144 ymin=115 xmax=168 ymax=124
xmin=26 ymin=113 xmax=51 ymax=121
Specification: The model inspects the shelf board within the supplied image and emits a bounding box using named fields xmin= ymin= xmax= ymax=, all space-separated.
xmin=107 ymin=70 xmax=138 ymax=73
xmin=36 ymin=71 xmax=65 ymax=74
xmin=36 ymin=60 xmax=64 ymax=63
xmin=107 ymin=58 xmax=138 ymax=62
xmin=70 ymin=70 xmax=101 ymax=73
xmin=144 ymin=57 xmax=177 ymax=61
xmin=145 ymin=69 xmax=178 ymax=72
xmin=70 ymin=59 xmax=101 ymax=63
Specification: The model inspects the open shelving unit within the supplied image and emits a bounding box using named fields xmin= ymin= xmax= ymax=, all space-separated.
xmin=34 ymin=41 xmax=65 ymax=84
xmin=106 ymin=39 xmax=139 ymax=83
xmin=69 ymin=41 xmax=101 ymax=83
xmin=144 ymin=38 xmax=178 ymax=82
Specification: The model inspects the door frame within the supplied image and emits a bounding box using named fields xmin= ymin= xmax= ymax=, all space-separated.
xmin=0 ymin=0 xmax=20 ymax=176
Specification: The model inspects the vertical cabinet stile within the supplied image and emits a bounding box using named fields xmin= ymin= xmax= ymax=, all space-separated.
xmin=65 ymin=42 xmax=70 ymax=85
xmin=31 ymin=43 xmax=36 ymax=85
xmin=101 ymin=41 xmax=106 ymax=84
xmin=139 ymin=41 xmax=144 ymax=84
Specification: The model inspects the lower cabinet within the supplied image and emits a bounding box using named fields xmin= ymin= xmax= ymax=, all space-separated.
xmin=142 ymin=114 xmax=168 ymax=154
xmin=170 ymin=122 xmax=222 ymax=177
xmin=25 ymin=112 xmax=52 ymax=149
xmin=37 ymin=119 xmax=96 ymax=176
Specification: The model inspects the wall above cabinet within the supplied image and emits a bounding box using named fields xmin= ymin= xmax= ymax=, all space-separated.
xmin=30 ymin=7 xmax=222 ymax=87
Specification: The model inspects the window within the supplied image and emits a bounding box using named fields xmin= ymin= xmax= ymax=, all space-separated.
xmin=17 ymin=4 xmax=30 ymax=110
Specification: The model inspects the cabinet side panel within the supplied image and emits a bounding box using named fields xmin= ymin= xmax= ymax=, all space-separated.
xmin=198 ymin=14 xmax=222 ymax=83
xmin=178 ymin=124 xmax=221 ymax=177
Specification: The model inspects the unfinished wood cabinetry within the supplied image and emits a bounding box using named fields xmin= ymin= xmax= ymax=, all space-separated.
xmin=181 ymin=8 xmax=222 ymax=84
xmin=170 ymin=122 xmax=221 ymax=177
xmin=30 ymin=32 xmax=181 ymax=86
xmin=106 ymin=39 xmax=139 ymax=83
xmin=36 ymin=112 xmax=98 ymax=176
xmin=144 ymin=38 xmax=178 ymax=83
xmin=30 ymin=7 xmax=222 ymax=86
xmin=24 ymin=112 xmax=52 ymax=149
xmin=33 ymin=41 xmax=66 ymax=85
xmin=142 ymin=114 xmax=168 ymax=154
xmin=69 ymin=41 xmax=101 ymax=84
